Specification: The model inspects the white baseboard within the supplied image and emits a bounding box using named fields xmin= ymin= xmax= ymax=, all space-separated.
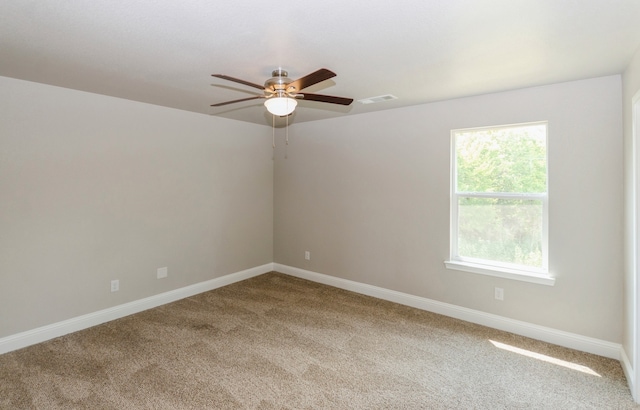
xmin=274 ymin=264 xmax=622 ymax=360
xmin=621 ymin=347 xmax=636 ymax=401
xmin=2 ymin=262 xmax=623 ymax=362
xmin=0 ymin=263 xmax=273 ymax=355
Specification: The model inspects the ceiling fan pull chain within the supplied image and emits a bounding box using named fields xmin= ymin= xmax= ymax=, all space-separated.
xmin=272 ymin=114 xmax=276 ymax=149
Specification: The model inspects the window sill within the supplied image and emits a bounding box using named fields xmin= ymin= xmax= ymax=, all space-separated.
xmin=444 ymin=260 xmax=555 ymax=286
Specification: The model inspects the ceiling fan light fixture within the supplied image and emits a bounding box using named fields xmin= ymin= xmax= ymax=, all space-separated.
xmin=264 ymin=96 xmax=297 ymax=116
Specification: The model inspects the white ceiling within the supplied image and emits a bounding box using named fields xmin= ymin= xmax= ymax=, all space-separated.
xmin=1 ymin=1 xmax=640 ymax=126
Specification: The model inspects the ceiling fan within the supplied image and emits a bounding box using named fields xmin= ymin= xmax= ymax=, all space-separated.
xmin=210 ymin=68 xmax=353 ymax=116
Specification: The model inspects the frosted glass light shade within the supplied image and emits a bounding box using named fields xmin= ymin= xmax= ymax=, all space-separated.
xmin=264 ymin=97 xmax=297 ymax=116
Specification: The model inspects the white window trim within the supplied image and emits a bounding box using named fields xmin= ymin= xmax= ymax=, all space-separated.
xmin=444 ymin=261 xmax=555 ymax=286
xmin=445 ymin=121 xmax=554 ymax=286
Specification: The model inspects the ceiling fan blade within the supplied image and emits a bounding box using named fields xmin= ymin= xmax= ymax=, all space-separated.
xmin=287 ymin=68 xmax=336 ymax=92
xmin=298 ymin=93 xmax=354 ymax=106
xmin=210 ymin=95 xmax=265 ymax=107
xmin=211 ymin=74 xmax=265 ymax=91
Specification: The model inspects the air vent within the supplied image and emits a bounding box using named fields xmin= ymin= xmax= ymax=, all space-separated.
xmin=358 ymin=94 xmax=398 ymax=104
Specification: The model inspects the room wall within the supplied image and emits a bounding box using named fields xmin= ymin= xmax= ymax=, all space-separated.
xmin=623 ymin=46 xmax=640 ymax=377
xmin=0 ymin=76 xmax=273 ymax=338
xmin=274 ymin=75 xmax=623 ymax=342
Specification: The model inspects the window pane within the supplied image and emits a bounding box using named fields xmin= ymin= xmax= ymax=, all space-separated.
xmin=457 ymin=197 xmax=543 ymax=268
xmin=455 ymin=124 xmax=546 ymax=193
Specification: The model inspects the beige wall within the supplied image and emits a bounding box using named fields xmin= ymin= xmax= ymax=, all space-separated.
xmin=623 ymin=47 xmax=640 ymax=373
xmin=0 ymin=73 xmax=627 ymax=346
xmin=0 ymin=77 xmax=273 ymax=338
xmin=275 ymin=76 xmax=623 ymax=342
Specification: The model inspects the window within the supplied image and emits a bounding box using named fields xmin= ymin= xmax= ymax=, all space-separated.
xmin=445 ymin=122 xmax=554 ymax=285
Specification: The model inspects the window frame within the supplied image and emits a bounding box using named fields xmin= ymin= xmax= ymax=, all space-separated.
xmin=445 ymin=121 xmax=555 ymax=286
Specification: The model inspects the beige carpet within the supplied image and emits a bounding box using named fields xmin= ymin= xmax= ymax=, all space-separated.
xmin=0 ymin=272 xmax=637 ymax=409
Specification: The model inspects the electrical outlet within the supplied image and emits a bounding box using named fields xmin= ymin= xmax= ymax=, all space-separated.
xmin=111 ymin=279 xmax=119 ymax=292
xmin=494 ymin=287 xmax=504 ymax=301
xmin=305 ymin=251 xmax=311 ymax=260
xmin=157 ymin=267 xmax=168 ymax=279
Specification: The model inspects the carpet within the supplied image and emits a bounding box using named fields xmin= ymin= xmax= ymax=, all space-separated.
xmin=0 ymin=272 xmax=636 ymax=409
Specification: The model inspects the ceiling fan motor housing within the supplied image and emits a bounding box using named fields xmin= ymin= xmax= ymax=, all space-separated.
xmin=265 ymin=69 xmax=294 ymax=96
